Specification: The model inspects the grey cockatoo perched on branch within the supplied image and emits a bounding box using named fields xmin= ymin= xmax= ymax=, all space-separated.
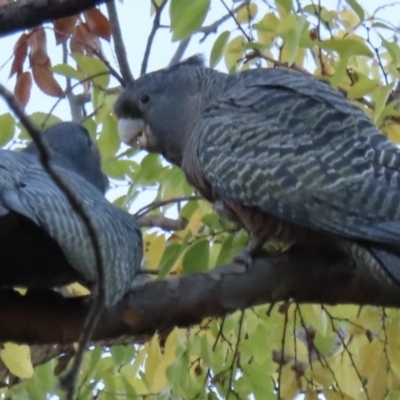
xmin=0 ymin=122 xmax=142 ymax=306
xmin=115 ymin=55 xmax=400 ymax=285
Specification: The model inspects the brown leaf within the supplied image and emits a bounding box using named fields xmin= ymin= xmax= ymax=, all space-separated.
xmin=27 ymin=27 xmax=49 ymax=68
xmin=84 ymin=8 xmax=111 ymax=41
xmin=70 ymin=24 xmax=85 ymax=54
xmin=70 ymin=22 xmax=100 ymax=54
xmin=14 ymin=71 xmax=32 ymax=109
xmin=53 ymin=15 xmax=78 ymax=44
xmin=31 ymin=65 xmax=64 ymax=98
xmin=0 ymin=0 xmax=13 ymax=5
xmin=9 ymin=33 xmax=28 ymax=77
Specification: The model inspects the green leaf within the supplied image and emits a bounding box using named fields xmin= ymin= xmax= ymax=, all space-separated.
xmin=347 ymin=76 xmax=379 ymax=99
xmin=210 ymin=31 xmax=230 ymax=68
xmin=51 ymin=63 xmax=84 ymax=80
xmin=183 ymin=239 xmax=209 ymax=273
xmin=215 ymin=234 xmax=235 ymax=266
xmin=275 ymin=0 xmax=292 ymax=15
xmin=110 ymin=345 xmax=135 ymax=365
xmin=225 ymin=35 xmax=246 ymax=72
xmin=371 ymin=21 xmax=393 ymax=31
xmin=71 ymin=52 xmax=109 ymax=87
xmin=180 ymin=200 xmax=199 ymax=221
xmin=170 ymin=0 xmax=210 ymax=41
xmin=345 ymin=0 xmax=365 ymax=22
xmin=82 ymin=117 xmax=97 ymax=138
xmin=159 ymin=243 xmax=182 ymax=278
xmin=0 ymin=113 xmax=15 ymax=147
xmin=382 ymin=38 xmax=400 ymax=67
xmin=280 ymin=14 xmax=307 ymax=66
xmin=86 ymin=346 xmax=103 ymax=378
xmin=18 ymin=112 xmax=62 ymax=139
xmin=372 ymin=83 xmax=395 ymax=126
xmin=136 ymin=153 xmax=163 ymax=184
xmin=319 ymin=38 xmax=373 ymax=57
xmin=102 ymin=159 xmax=138 ymax=180
xmin=97 ymin=115 xmax=120 ymax=159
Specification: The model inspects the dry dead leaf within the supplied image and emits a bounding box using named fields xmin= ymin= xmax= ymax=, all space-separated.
xmin=84 ymin=8 xmax=111 ymax=41
xmin=31 ymin=65 xmax=64 ymax=97
xmin=14 ymin=71 xmax=32 ymax=108
xmin=53 ymin=15 xmax=78 ymax=44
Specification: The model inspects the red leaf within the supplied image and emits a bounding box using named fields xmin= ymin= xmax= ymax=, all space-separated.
xmin=31 ymin=65 xmax=64 ymax=98
xmin=14 ymin=71 xmax=32 ymax=108
xmin=84 ymin=8 xmax=111 ymax=41
xmin=9 ymin=33 xmax=28 ymax=77
xmin=70 ymin=22 xmax=100 ymax=54
xmin=27 ymin=27 xmax=49 ymax=68
xmin=53 ymin=15 xmax=78 ymax=44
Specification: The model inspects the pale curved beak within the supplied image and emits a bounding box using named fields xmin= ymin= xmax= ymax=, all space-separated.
xmin=118 ymin=118 xmax=147 ymax=148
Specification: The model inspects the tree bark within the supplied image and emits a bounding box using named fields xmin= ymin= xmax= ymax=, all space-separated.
xmin=1 ymin=244 xmax=399 ymax=345
xmin=0 ymin=0 xmax=112 ymax=37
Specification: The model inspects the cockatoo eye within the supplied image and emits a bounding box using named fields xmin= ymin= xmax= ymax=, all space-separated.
xmin=140 ymin=94 xmax=150 ymax=104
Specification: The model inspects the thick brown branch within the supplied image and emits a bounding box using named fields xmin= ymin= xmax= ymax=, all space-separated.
xmin=1 ymin=245 xmax=399 ymax=345
xmin=0 ymin=0 xmax=113 ymax=38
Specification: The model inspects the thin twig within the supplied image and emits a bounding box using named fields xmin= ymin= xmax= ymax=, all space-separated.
xmin=63 ymin=42 xmax=85 ymax=122
xmin=93 ymin=49 xmax=125 ymax=86
xmin=106 ymin=0 xmax=133 ymax=84
xmin=141 ymin=0 xmax=169 ymax=76
xmin=43 ymin=71 xmax=110 ymax=128
xmin=137 ymin=215 xmax=187 ymax=231
xmin=134 ymin=195 xmax=202 ymax=217
xmin=0 ymin=84 xmax=105 ymax=400
xmin=226 ymin=310 xmax=245 ymax=399
xmin=198 ymin=3 xmax=247 ymax=43
xmin=220 ymin=0 xmax=251 ymax=42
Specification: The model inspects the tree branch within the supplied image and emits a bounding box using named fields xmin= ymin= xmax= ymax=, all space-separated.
xmin=1 ymin=243 xmax=399 ymax=345
xmin=137 ymin=215 xmax=187 ymax=231
xmin=141 ymin=0 xmax=168 ymax=76
xmin=0 ymin=0 xmax=113 ymax=38
xmin=106 ymin=1 xmax=133 ymax=84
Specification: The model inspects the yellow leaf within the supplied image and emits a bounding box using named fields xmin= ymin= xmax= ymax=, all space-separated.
xmin=357 ymin=339 xmax=384 ymax=377
xmin=145 ymin=334 xmax=162 ymax=385
xmin=187 ymin=208 xmax=205 ymax=235
xmin=348 ymin=306 xmax=382 ymax=335
xmin=236 ymin=3 xmax=258 ymax=23
xmin=152 ymin=328 xmax=184 ymax=392
xmin=330 ymin=352 xmax=361 ymax=399
xmin=280 ymin=362 xmax=302 ymax=399
xmin=384 ymin=123 xmax=400 ymax=144
xmin=224 ymin=35 xmax=246 ymax=72
xmin=340 ymin=9 xmax=360 ymax=30
xmin=67 ymin=282 xmax=91 ymax=297
xmin=1 ymin=343 xmax=33 ymax=379
xmin=256 ymin=12 xmax=279 ymax=45
xmin=347 ymin=76 xmax=379 ymax=99
xmin=372 ymin=83 xmax=395 ymax=125
xmin=121 ymin=345 xmax=147 ymax=385
xmin=324 ymin=389 xmax=354 ymax=400
xmin=144 ymin=233 xmax=166 ymax=268
xmin=304 ymin=388 xmax=319 ymax=400
xmin=306 ymin=362 xmax=335 ymax=387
